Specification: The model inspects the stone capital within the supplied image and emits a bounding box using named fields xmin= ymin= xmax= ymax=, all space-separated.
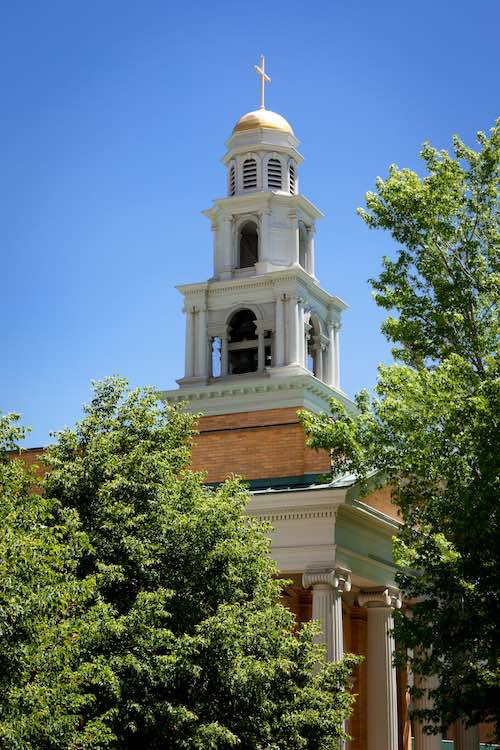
xmin=255 ymin=320 xmax=271 ymax=335
xmin=302 ymin=567 xmax=351 ymax=593
xmin=327 ymin=320 xmax=341 ymax=333
xmin=358 ymin=587 xmax=402 ymax=610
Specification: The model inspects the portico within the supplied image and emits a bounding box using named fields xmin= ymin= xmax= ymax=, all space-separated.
xmin=246 ymin=478 xmax=409 ymax=750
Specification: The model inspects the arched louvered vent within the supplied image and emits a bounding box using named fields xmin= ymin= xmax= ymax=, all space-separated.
xmin=242 ymin=158 xmax=257 ymax=189
xmin=289 ymin=163 xmax=296 ymax=194
xmin=229 ymin=165 xmax=236 ymax=196
xmin=267 ymin=158 xmax=282 ymax=190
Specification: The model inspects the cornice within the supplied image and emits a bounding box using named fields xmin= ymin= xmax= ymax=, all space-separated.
xmin=204 ymin=192 xmax=324 ymax=221
xmin=176 ymin=268 xmax=348 ymax=312
xmin=339 ymin=499 xmax=401 ymax=534
xmin=250 ymin=505 xmax=337 ymax=523
xmin=161 ymin=372 xmax=354 ymax=416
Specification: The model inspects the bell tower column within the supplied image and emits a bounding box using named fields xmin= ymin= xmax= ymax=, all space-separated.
xmin=194 ymin=305 xmax=209 ymax=379
xmin=184 ymin=305 xmax=195 ymax=379
xmin=274 ymin=294 xmax=286 ymax=367
xmin=286 ymin=295 xmax=299 ymax=365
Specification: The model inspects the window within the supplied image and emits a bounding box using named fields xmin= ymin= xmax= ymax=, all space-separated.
xmin=228 ymin=309 xmax=258 ymax=374
xmin=267 ymin=158 xmax=282 ymax=190
xmin=242 ymin=158 xmax=257 ymax=189
xmin=289 ymin=162 xmax=296 ymax=194
xmin=229 ymin=165 xmax=236 ymax=196
xmin=238 ymin=221 xmax=258 ymax=268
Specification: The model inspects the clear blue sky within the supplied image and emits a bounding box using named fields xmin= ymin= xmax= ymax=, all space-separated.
xmin=1 ymin=0 xmax=498 ymax=447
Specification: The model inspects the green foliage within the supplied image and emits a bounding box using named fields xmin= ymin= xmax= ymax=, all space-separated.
xmin=0 ymin=414 xmax=118 ymax=749
xmin=1 ymin=380 xmax=358 ymax=748
xmin=300 ymin=121 xmax=499 ymax=735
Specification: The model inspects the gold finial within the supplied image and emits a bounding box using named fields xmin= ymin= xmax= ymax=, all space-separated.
xmin=254 ymin=54 xmax=271 ymax=110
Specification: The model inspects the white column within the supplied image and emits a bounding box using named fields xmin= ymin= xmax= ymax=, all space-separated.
xmin=315 ymin=343 xmax=323 ymax=381
xmin=220 ymin=216 xmax=233 ymax=277
xmin=257 ymin=331 xmax=265 ymax=371
xmin=195 ymin=306 xmax=208 ymax=378
xmin=287 ymin=295 xmax=299 ymax=365
xmin=358 ymin=588 xmax=402 ymax=750
xmin=307 ymin=225 xmax=316 ymax=277
xmin=259 ymin=209 xmax=271 ymax=263
xmin=290 ymin=210 xmax=299 ymax=265
xmin=211 ymin=221 xmax=219 ymax=276
xmin=454 ymin=721 xmax=480 ymax=750
xmin=302 ymin=568 xmax=351 ymax=662
xmin=221 ymin=334 xmax=229 ymax=376
xmin=326 ymin=322 xmax=336 ymax=387
xmin=413 ymin=682 xmax=442 ymax=749
xmin=184 ymin=306 xmax=195 ymax=378
xmin=274 ymin=295 xmax=285 ymax=367
xmin=412 ymin=650 xmax=442 ymax=750
xmin=297 ymin=299 xmax=305 ymax=367
xmin=334 ymin=324 xmax=340 ymax=389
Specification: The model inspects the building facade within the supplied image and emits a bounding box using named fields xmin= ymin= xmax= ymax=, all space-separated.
xmin=162 ymin=60 xmax=484 ymax=750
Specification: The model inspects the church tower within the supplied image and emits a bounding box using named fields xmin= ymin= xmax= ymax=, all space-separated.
xmin=163 ymin=57 xmax=352 ymax=484
xmin=162 ymin=62 xmax=420 ymax=750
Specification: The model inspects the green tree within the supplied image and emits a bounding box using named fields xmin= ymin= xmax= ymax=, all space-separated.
xmin=299 ymin=121 xmax=499 ymax=736
xmin=0 ymin=413 xmax=118 ymax=749
xmin=38 ymin=377 xmax=357 ymax=749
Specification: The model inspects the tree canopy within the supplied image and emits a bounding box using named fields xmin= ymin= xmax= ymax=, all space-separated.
xmin=0 ymin=380 xmax=357 ymax=749
xmin=299 ymin=121 xmax=499 ymax=736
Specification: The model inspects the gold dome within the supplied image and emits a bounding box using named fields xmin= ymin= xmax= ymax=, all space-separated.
xmin=233 ymin=108 xmax=294 ymax=135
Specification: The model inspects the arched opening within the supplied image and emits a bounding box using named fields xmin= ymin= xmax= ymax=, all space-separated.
xmin=228 ymin=309 xmax=258 ymax=374
xmin=238 ymin=221 xmax=259 ymax=268
xmin=267 ymin=158 xmax=282 ymax=190
xmin=299 ymin=223 xmax=308 ymax=269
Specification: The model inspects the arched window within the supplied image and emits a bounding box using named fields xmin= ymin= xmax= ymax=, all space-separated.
xmin=299 ymin=223 xmax=308 ymax=269
xmin=242 ymin=158 xmax=257 ymax=190
xmin=289 ymin=162 xmax=296 ymax=194
xmin=238 ymin=221 xmax=258 ymax=268
xmin=229 ymin=164 xmax=236 ymax=196
xmin=267 ymin=158 xmax=282 ymax=190
xmin=228 ymin=309 xmax=258 ymax=374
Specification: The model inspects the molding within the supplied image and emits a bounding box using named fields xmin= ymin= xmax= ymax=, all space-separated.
xmin=161 ymin=371 xmax=354 ymax=416
xmin=249 ymin=505 xmax=338 ymax=523
xmin=249 ymin=490 xmax=345 ymax=514
xmin=177 ymin=267 xmax=347 ymax=313
xmin=339 ymin=500 xmax=400 ymax=534
xmin=205 ymin=192 xmax=324 ymax=221
xmin=335 ymin=545 xmax=396 ymax=575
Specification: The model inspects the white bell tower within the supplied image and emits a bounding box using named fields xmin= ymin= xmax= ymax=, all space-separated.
xmin=164 ymin=57 xmax=350 ymax=417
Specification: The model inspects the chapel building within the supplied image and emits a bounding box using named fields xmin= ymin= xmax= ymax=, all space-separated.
xmin=162 ymin=59 xmax=484 ymax=750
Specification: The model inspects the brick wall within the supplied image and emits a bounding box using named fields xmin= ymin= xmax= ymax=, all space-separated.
xmin=190 ymin=407 xmax=331 ymax=483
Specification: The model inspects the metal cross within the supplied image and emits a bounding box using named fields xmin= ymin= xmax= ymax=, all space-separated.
xmin=254 ymin=54 xmax=271 ymax=110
